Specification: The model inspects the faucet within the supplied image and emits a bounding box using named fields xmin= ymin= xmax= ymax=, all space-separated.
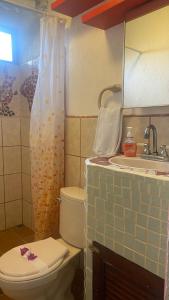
xmin=144 ymin=124 xmax=158 ymax=155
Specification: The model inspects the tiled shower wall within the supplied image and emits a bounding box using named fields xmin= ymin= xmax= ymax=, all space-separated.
xmin=0 ymin=63 xmax=33 ymax=231
xmin=65 ymin=114 xmax=169 ymax=188
xmin=65 ymin=117 xmax=97 ymax=188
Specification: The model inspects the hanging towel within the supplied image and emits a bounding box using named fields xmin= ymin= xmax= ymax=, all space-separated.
xmin=93 ymin=104 xmax=122 ymax=157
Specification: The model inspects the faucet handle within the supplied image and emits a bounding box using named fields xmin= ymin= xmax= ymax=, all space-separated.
xmin=143 ymin=143 xmax=151 ymax=155
xmin=159 ymin=145 xmax=169 ymax=158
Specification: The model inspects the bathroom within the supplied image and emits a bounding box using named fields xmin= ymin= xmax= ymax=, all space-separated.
xmin=0 ymin=0 xmax=169 ymax=299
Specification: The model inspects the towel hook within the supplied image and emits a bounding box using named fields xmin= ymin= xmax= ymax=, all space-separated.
xmin=98 ymin=84 xmax=121 ymax=109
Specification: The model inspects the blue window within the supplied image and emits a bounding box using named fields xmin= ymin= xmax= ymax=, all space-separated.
xmin=0 ymin=29 xmax=13 ymax=62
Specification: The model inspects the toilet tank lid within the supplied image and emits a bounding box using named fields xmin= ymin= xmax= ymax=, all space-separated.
xmin=60 ymin=187 xmax=86 ymax=201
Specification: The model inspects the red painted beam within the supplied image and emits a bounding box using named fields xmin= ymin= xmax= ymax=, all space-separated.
xmin=82 ymin=0 xmax=149 ymax=29
xmin=126 ymin=0 xmax=169 ymax=22
xmin=51 ymin=0 xmax=104 ymax=17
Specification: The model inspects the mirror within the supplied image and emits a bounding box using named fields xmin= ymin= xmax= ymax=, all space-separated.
xmin=124 ymin=5 xmax=169 ymax=108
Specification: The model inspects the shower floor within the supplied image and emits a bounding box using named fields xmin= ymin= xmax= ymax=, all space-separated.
xmin=0 ymin=225 xmax=34 ymax=300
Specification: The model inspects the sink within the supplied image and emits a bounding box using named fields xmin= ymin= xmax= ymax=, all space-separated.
xmin=109 ymin=156 xmax=169 ymax=174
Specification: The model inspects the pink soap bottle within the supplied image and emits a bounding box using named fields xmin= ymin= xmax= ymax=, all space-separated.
xmin=123 ymin=127 xmax=137 ymax=157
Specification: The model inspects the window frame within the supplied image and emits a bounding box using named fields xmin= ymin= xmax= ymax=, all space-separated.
xmin=0 ymin=25 xmax=17 ymax=64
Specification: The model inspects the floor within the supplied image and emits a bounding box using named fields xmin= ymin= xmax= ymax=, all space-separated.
xmin=0 ymin=225 xmax=34 ymax=300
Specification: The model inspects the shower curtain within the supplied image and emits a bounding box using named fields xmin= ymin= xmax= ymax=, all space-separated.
xmin=30 ymin=16 xmax=65 ymax=240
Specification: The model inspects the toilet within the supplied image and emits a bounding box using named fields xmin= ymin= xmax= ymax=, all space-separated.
xmin=0 ymin=187 xmax=86 ymax=300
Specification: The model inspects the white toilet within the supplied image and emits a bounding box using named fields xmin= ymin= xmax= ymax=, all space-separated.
xmin=0 ymin=187 xmax=86 ymax=300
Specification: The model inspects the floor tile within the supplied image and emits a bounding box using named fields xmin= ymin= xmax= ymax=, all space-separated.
xmin=0 ymin=230 xmax=24 ymax=254
xmin=11 ymin=225 xmax=34 ymax=240
xmin=0 ymin=226 xmax=34 ymax=255
xmin=0 ymin=295 xmax=12 ymax=300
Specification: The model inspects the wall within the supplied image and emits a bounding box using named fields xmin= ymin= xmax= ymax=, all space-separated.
xmin=65 ymin=116 xmax=97 ymax=188
xmin=20 ymin=63 xmax=38 ymax=230
xmin=0 ymin=1 xmax=40 ymax=65
xmin=66 ymin=17 xmax=124 ymax=116
xmin=86 ymin=164 xmax=168 ymax=299
xmin=124 ymin=6 xmax=169 ymax=108
xmin=65 ymin=12 xmax=169 ymax=182
xmin=0 ymin=0 xmax=40 ymax=232
xmin=122 ymin=115 xmax=169 ymax=153
xmin=0 ymin=62 xmax=36 ymax=231
xmin=3 ymin=0 xmax=35 ymax=8
xmin=65 ymin=19 xmax=124 ymax=187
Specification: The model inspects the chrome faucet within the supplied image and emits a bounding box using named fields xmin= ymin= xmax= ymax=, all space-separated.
xmin=141 ymin=124 xmax=169 ymax=162
xmin=144 ymin=124 xmax=158 ymax=155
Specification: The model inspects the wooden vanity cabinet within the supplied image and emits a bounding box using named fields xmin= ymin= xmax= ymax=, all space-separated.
xmin=92 ymin=241 xmax=164 ymax=300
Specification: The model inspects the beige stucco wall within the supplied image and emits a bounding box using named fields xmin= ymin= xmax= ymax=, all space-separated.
xmin=66 ymin=17 xmax=124 ymax=116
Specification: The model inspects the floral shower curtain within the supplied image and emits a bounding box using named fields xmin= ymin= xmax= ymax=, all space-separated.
xmin=30 ymin=16 xmax=65 ymax=240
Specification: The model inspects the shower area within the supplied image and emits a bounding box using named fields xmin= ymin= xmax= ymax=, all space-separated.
xmin=0 ymin=1 xmax=41 ymax=238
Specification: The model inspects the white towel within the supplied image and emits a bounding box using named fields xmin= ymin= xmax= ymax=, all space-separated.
xmin=93 ymin=105 xmax=122 ymax=157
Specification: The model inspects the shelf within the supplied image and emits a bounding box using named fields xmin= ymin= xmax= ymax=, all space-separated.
xmin=81 ymin=0 xmax=149 ymax=30
xmin=51 ymin=0 xmax=104 ymax=17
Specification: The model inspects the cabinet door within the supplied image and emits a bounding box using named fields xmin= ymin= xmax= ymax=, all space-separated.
xmin=92 ymin=241 xmax=164 ymax=300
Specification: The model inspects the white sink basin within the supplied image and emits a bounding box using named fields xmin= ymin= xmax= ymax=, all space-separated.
xmin=109 ymin=156 xmax=169 ymax=174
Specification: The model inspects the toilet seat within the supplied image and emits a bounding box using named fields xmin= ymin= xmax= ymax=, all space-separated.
xmin=0 ymin=238 xmax=70 ymax=282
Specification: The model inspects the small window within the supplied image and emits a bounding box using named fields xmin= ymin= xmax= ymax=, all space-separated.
xmin=0 ymin=30 xmax=13 ymax=62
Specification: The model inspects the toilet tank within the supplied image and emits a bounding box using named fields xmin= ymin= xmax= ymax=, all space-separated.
xmin=60 ymin=187 xmax=86 ymax=249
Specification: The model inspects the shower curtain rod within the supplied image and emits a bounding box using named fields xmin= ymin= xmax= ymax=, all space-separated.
xmin=3 ymin=0 xmax=69 ymax=22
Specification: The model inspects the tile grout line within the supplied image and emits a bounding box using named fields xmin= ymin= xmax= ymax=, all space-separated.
xmin=3 ymin=198 xmax=23 ymax=204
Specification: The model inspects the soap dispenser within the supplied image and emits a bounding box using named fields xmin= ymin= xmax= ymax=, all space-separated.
xmin=123 ymin=127 xmax=137 ymax=157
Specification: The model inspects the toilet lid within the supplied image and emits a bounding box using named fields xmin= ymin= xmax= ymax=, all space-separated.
xmin=0 ymin=238 xmax=68 ymax=278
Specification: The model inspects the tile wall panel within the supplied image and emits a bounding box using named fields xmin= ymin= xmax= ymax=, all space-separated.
xmin=65 ymin=117 xmax=97 ymax=188
xmin=0 ymin=204 xmax=5 ymax=230
xmin=21 ymin=116 xmax=32 ymax=229
xmin=21 ymin=145 xmax=32 ymax=228
xmin=151 ymin=116 xmax=169 ymax=150
xmin=0 ymin=61 xmax=33 ymax=231
xmin=0 ymin=147 xmax=3 ymax=176
xmin=0 ymin=176 xmax=4 ymax=204
xmin=22 ymin=147 xmax=31 ymax=175
xmin=0 ymin=124 xmax=2 ymax=146
xmin=80 ymin=157 xmax=86 ymax=188
xmin=23 ymin=200 xmax=33 ymax=229
xmin=2 ymin=118 xmax=21 ymax=146
xmin=0 ymin=141 xmax=33 ymax=230
xmin=5 ymin=199 xmax=22 ymax=229
xmin=3 ymin=146 xmax=21 ymax=174
xmin=22 ymin=174 xmax=32 ymax=203
xmin=65 ymin=118 xmax=80 ymax=156
xmin=0 ymin=116 xmax=23 ymax=230
xmin=81 ymin=118 xmax=97 ymax=158
xmin=122 ymin=116 xmax=150 ymax=144
xmin=21 ymin=118 xmax=30 ymax=147
xmin=4 ymin=174 xmax=22 ymax=202
xmin=65 ymin=155 xmax=81 ymax=187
